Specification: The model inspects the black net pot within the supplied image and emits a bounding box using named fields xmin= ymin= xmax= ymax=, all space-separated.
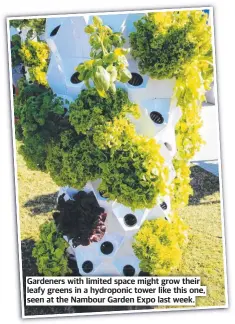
xmin=100 ymin=241 xmax=114 ymax=255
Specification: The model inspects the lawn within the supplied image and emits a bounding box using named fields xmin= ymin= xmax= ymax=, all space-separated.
xmin=179 ymin=166 xmax=226 ymax=307
xmin=15 ymin=142 xmax=226 ymax=315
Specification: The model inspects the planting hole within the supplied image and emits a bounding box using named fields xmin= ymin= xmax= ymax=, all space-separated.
xmin=70 ymin=72 xmax=82 ymax=84
xmin=50 ymin=25 xmax=61 ymax=37
xmin=164 ymin=142 xmax=172 ymax=151
xmin=124 ymin=214 xmax=137 ymax=227
xmin=100 ymin=241 xmax=114 ymax=255
xmin=160 ymin=201 xmax=167 ymax=210
xmin=128 ymin=73 xmax=143 ymax=86
xmin=82 ymin=261 xmax=93 ymax=273
xmin=150 ymin=111 xmax=164 ymax=124
xmin=123 ymin=265 xmax=135 ymax=276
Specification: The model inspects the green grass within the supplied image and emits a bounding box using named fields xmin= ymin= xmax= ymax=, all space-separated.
xmin=16 ymin=142 xmax=226 ymax=311
xmin=17 ymin=141 xmax=59 ymax=241
xmin=178 ymin=166 xmax=226 ymax=307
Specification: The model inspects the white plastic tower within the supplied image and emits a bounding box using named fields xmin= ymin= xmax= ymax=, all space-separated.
xmin=44 ymin=13 xmax=182 ymax=276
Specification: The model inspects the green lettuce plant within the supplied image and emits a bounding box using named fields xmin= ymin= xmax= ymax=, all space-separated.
xmin=69 ymin=87 xmax=140 ymax=135
xmin=19 ymin=132 xmax=50 ymax=170
xmin=14 ymin=78 xmax=46 ymax=140
xmin=170 ymin=159 xmax=193 ymax=210
xmin=169 ymin=11 xmax=213 ymax=210
xmin=14 ymin=79 xmax=64 ymax=135
xmin=75 ymin=16 xmax=131 ymax=97
xmin=130 ymin=11 xmax=210 ymax=79
xmin=14 ymin=78 xmax=65 ymax=170
xmin=46 ymin=129 xmax=107 ymax=188
xmin=133 ymin=217 xmax=187 ymax=275
xmin=32 ymin=221 xmax=71 ymax=276
xmin=94 ymin=118 xmax=169 ymax=210
xmin=18 ymin=89 xmax=64 ymax=136
xmin=20 ymin=40 xmax=50 ymax=86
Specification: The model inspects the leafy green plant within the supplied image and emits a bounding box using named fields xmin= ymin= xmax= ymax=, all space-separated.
xmin=11 ymin=34 xmax=22 ymax=67
xmin=170 ymin=15 xmax=213 ymax=210
xmin=20 ymin=40 xmax=50 ymax=86
xmin=10 ymin=18 xmax=46 ymax=39
xmin=46 ymin=129 xmax=107 ymax=188
xmin=14 ymin=79 xmax=65 ymax=170
xmin=47 ymin=116 xmax=169 ymax=210
xmin=94 ymin=118 xmax=169 ymax=210
xmin=14 ymin=78 xmax=46 ymax=139
xmin=14 ymin=79 xmax=64 ymax=133
xmin=173 ymin=58 xmax=213 ymax=162
xmin=69 ymin=87 xmax=140 ymax=135
xmin=170 ymin=159 xmax=193 ymax=210
xmin=133 ymin=217 xmax=187 ymax=275
xmin=19 ymin=132 xmax=50 ymax=170
xmin=130 ymin=11 xmax=211 ymax=80
xmin=75 ymin=16 xmax=131 ymax=97
xmin=32 ymin=221 xmax=71 ymax=276
xmin=18 ymin=88 xmax=64 ymax=136
xmin=10 ymin=19 xmax=49 ymax=86
xmin=54 ymin=191 xmax=107 ymax=247
xmin=20 ymin=40 xmax=48 ymax=67
xmin=14 ymin=77 xmax=46 ymax=106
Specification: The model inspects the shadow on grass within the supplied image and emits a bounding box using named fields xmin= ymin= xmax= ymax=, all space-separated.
xmin=21 ymin=239 xmax=151 ymax=316
xmin=189 ymin=165 xmax=220 ymax=205
xmin=24 ymin=192 xmax=58 ymax=216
